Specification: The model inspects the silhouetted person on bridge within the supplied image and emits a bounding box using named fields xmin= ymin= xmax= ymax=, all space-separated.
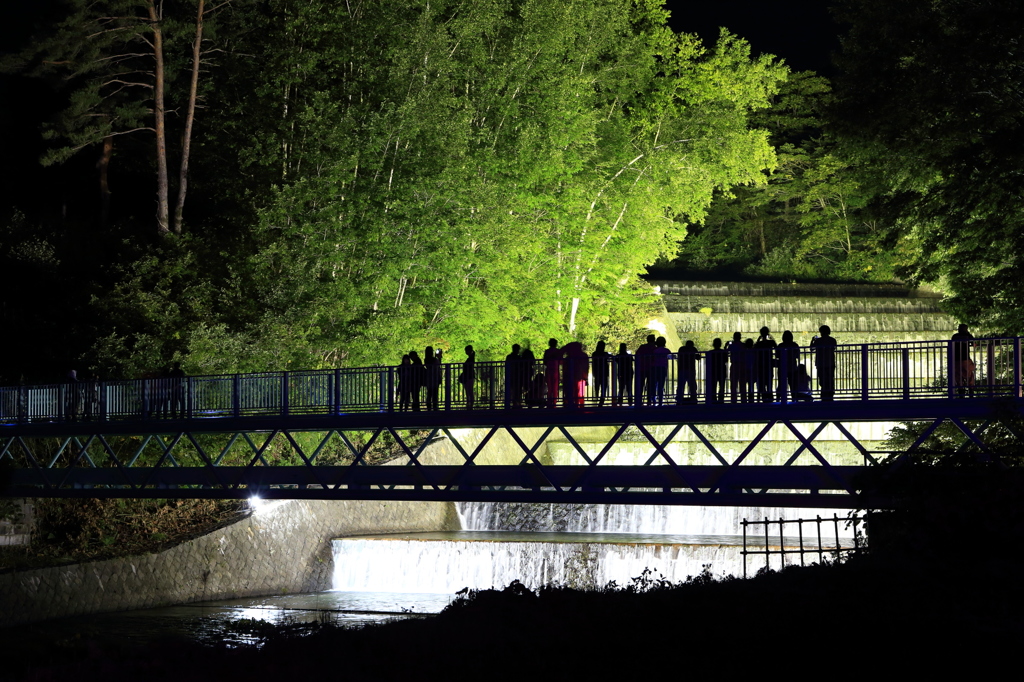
xmin=727 ymin=332 xmax=744 ymax=403
xmin=614 ymin=343 xmax=633 ymax=407
xmin=950 ymin=324 xmax=976 ymax=397
xmin=521 ymin=348 xmax=537 ymax=407
xmin=84 ymin=372 xmax=102 ymax=421
xmin=592 ymin=340 xmax=610 ymax=406
xmin=705 ymin=338 xmax=726 ymax=403
xmin=754 ymin=326 xmax=777 ymax=402
xmin=408 ymin=351 xmax=423 ymax=411
xmin=169 ymin=362 xmax=186 ymax=418
xmin=505 ymin=344 xmax=522 ymax=408
xmin=649 ymin=337 xmax=671 ymax=406
xmin=677 ymin=340 xmax=698 ymax=403
xmin=635 ymin=334 xmax=656 ymax=406
xmin=810 ymin=325 xmax=837 ymax=401
xmin=397 ymin=355 xmax=414 ymax=411
xmin=64 ymin=370 xmax=80 ymax=421
xmin=562 ymin=341 xmax=589 ymax=408
xmin=544 ymin=339 xmax=562 ymax=407
xmin=460 ymin=345 xmax=476 ymax=410
xmin=776 ymin=330 xmax=800 ymax=403
xmin=424 ymin=347 xmax=441 ymax=410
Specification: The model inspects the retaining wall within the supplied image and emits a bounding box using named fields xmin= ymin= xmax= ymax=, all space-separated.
xmin=0 ymin=498 xmax=458 ymax=627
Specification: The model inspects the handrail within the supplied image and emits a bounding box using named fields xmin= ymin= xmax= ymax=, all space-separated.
xmin=0 ymin=337 xmax=1020 ymax=425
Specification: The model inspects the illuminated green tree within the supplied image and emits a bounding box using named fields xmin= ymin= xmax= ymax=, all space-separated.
xmin=185 ymin=0 xmax=784 ymax=370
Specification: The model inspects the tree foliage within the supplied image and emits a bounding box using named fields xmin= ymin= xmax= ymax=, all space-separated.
xmin=671 ymin=71 xmax=895 ymax=282
xmin=832 ymin=0 xmax=1024 ymax=333
xmin=1 ymin=0 xmax=784 ymax=378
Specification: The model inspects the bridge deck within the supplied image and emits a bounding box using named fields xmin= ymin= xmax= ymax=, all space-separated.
xmin=2 ymin=336 xmax=1021 ymax=507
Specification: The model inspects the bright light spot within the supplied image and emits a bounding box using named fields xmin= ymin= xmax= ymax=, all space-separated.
xmin=646 ymin=318 xmax=667 ymax=336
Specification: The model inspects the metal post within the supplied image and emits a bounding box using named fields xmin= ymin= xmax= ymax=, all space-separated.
xmin=901 ymin=347 xmax=910 ymax=400
xmin=779 ymin=348 xmax=788 ymax=404
xmin=742 ymin=519 xmax=748 ymax=578
xmin=798 ymin=519 xmax=805 ymax=566
xmin=334 ymin=369 xmax=342 ymax=415
xmin=987 ymin=341 xmax=995 ymax=397
xmin=816 ymin=515 xmax=823 ymax=565
xmin=378 ymin=368 xmax=386 ymax=413
xmin=232 ymin=374 xmax=241 ymax=418
xmin=141 ymin=379 xmax=149 ymax=420
xmin=444 ymin=364 xmax=452 ymax=411
xmin=388 ymin=367 xmax=395 ymax=413
xmin=860 ymin=345 xmax=869 ymax=401
xmin=1015 ymin=337 xmax=1022 ymax=398
xmin=947 ymin=341 xmax=956 ymax=399
xmin=764 ymin=517 xmax=770 ymax=572
xmin=282 ymin=371 xmax=289 ymax=417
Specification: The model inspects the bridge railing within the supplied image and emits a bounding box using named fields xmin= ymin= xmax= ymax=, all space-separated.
xmin=0 ymin=337 xmax=1020 ymax=425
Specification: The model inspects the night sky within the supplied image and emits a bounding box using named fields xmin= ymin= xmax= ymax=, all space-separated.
xmin=664 ymin=0 xmax=839 ymax=75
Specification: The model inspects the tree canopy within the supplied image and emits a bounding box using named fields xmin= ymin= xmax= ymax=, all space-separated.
xmin=831 ymin=0 xmax=1024 ymax=333
xmin=0 ymin=0 xmax=784 ymax=379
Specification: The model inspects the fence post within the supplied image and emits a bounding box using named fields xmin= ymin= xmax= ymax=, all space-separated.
xmin=901 ymin=347 xmax=910 ymax=400
xmin=281 ymin=371 xmax=289 ymax=417
xmin=334 ymin=369 xmax=342 ymax=415
xmin=388 ymin=367 xmax=395 ymax=413
xmin=859 ymin=345 xmax=869 ymax=400
xmin=232 ymin=374 xmax=241 ymax=418
xmin=778 ymin=348 xmax=789 ymax=404
xmin=141 ymin=379 xmax=149 ymax=420
xmin=1015 ymin=337 xmax=1022 ymax=398
xmin=987 ymin=341 xmax=995 ymax=397
xmin=946 ymin=341 xmax=956 ymax=399
xmin=444 ymin=364 xmax=452 ymax=411
xmin=378 ymin=368 xmax=386 ymax=412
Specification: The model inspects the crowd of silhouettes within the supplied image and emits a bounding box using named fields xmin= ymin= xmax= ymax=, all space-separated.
xmin=395 ymin=325 xmax=859 ymax=410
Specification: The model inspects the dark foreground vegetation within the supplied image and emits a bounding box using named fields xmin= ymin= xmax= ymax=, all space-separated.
xmin=7 ymin=464 xmax=1023 ymax=680
xmin=7 ymin=555 xmax=1018 ymax=680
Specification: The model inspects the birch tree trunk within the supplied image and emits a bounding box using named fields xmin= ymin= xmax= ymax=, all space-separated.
xmin=173 ymin=0 xmax=205 ymax=235
xmin=147 ymin=1 xmax=170 ymax=236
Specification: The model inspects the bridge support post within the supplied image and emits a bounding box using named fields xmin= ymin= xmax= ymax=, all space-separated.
xmin=232 ymin=374 xmax=240 ymax=418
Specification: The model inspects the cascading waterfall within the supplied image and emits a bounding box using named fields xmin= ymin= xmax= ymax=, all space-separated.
xmin=332 ymin=533 xmax=753 ymax=593
xmin=328 ymin=279 xmax=901 ymax=597
xmin=455 ymin=502 xmax=855 ymax=537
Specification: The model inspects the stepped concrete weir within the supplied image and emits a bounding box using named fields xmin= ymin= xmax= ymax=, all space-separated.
xmin=656 ymin=280 xmax=958 ymax=345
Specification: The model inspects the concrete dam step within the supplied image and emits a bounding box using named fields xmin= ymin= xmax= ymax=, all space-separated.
xmin=652 ymin=280 xmax=942 ymax=299
xmin=664 ymin=295 xmax=947 ymax=315
xmin=670 ymin=312 xmax=957 ymax=334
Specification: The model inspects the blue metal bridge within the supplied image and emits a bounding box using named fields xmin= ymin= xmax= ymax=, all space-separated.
xmin=2 ymin=337 xmax=1021 ymax=508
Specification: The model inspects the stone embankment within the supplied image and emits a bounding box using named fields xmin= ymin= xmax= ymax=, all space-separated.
xmin=0 ymin=498 xmax=458 ymax=627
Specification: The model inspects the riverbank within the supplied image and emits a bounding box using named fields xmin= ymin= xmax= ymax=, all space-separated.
xmin=6 ymin=551 xmax=1018 ymax=679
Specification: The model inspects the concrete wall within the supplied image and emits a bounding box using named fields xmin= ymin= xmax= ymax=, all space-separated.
xmin=0 ymin=498 xmax=458 ymax=627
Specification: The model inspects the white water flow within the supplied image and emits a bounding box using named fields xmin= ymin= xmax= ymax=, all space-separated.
xmin=331 ymin=504 xmax=858 ymax=593
xmin=456 ymin=502 xmax=856 ymax=537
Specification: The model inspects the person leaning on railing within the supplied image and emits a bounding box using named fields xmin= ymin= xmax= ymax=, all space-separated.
xmin=776 ymin=331 xmax=800 ymax=402
xmin=810 ymin=325 xmax=837 ymax=402
xmin=950 ymin=324 xmax=976 ymax=397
